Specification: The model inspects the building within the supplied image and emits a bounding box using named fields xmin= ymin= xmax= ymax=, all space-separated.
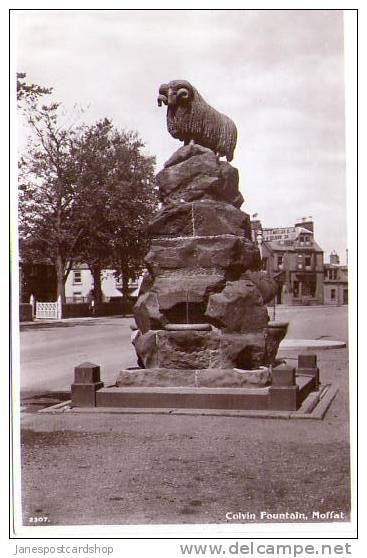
xmin=64 ymin=264 xmax=139 ymax=303
xmin=251 ymin=217 xmax=324 ymax=305
xmin=20 ymin=258 xmax=139 ymax=304
xmin=323 ymin=251 xmax=348 ymax=305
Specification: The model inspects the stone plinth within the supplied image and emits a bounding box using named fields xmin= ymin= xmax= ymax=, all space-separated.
xmin=71 ymin=362 xmax=104 ymax=407
xmin=116 ymin=367 xmax=270 ymax=388
xmin=296 ymin=353 xmax=320 ymax=389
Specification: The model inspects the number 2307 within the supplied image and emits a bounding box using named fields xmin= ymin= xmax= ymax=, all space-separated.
xmin=29 ymin=516 xmax=49 ymax=524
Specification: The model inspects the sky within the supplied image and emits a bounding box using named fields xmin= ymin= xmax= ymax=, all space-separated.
xmin=15 ymin=9 xmax=348 ymax=263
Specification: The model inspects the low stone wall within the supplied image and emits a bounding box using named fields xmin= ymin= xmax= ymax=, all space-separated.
xmin=19 ymin=303 xmax=33 ymax=322
xmin=62 ymin=301 xmax=135 ymax=319
xmin=62 ymin=303 xmax=90 ymax=318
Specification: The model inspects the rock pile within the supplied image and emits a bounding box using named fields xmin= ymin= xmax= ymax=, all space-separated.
xmin=132 ymin=144 xmax=286 ymax=377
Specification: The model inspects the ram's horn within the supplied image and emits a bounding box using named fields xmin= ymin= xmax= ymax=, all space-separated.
xmin=157 ymin=94 xmax=168 ymax=107
xmin=176 ymin=87 xmax=190 ymax=100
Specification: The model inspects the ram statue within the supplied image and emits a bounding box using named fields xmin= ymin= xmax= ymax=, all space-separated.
xmin=157 ymin=80 xmax=237 ymax=162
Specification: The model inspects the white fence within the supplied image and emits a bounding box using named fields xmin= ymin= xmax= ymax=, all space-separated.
xmin=34 ymin=296 xmax=62 ymax=320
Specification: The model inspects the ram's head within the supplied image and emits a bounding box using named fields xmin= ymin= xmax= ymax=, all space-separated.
xmin=157 ymin=80 xmax=193 ymax=107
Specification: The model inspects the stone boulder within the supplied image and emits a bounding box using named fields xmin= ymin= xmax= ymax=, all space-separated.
xmin=242 ymin=270 xmax=279 ymax=304
xmin=134 ymin=329 xmax=221 ymax=370
xmin=134 ymin=272 xmax=225 ymax=329
xmin=145 ymin=236 xmax=261 ymax=278
xmin=205 ymin=279 xmax=269 ymax=333
xmin=163 ymin=144 xmax=211 ymax=168
xmin=148 ymin=200 xmax=252 ymax=239
xmin=264 ymin=322 xmax=289 ymax=365
xmin=152 ymin=273 xmax=225 ymax=310
xmin=158 ymin=145 xmax=244 ymax=208
xmin=219 ymin=332 xmax=266 ymax=369
xmin=133 ymin=291 xmax=167 ymax=334
xmin=132 ymin=328 xmax=269 ymax=371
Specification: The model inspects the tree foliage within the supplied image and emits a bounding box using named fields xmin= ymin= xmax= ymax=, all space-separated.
xmin=17 ymin=72 xmax=53 ymax=104
xmin=72 ymin=118 xmax=158 ymax=301
xmin=18 ymin=74 xmax=158 ymax=302
xmin=18 ymin=101 xmax=85 ymax=301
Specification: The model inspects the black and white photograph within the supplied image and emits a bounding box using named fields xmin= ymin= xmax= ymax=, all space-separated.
xmin=10 ymin=8 xmax=357 ymax=540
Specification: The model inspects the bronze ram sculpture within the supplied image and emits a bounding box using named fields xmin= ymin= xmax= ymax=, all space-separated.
xmin=157 ymin=80 xmax=237 ymax=162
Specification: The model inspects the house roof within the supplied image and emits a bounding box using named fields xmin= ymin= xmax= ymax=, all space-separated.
xmin=264 ymin=240 xmax=323 ymax=253
xmin=295 ymin=227 xmax=313 ymax=236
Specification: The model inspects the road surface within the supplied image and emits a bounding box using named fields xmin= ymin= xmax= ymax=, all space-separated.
xmin=19 ymin=316 xmax=137 ymax=391
xmin=18 ymin=306 xmax=348 ymax=392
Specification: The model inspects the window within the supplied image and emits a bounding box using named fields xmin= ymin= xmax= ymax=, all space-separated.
xmin=331 ymin=289 xmax=336 ymax=300
xmin=305 ymin=256 xmax=312 ymax=268
xmin=73 ymin=271 xmax=82 ymax=284
xmin=277 ymin=255 xmax=284 ymax=268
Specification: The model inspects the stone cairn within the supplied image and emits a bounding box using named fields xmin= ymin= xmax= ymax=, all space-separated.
xmin=120 ymin=81 xmax=287 ymax=388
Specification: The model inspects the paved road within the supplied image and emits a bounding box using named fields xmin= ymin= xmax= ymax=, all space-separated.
xmin=274 ymin=305 xmax=349 ymax=342
xmin=19 ymin=306 xmax=348 ymax=393
xmin=20 ymin=316 xmax=137 ymax=392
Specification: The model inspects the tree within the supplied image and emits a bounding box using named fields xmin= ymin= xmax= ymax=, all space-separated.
xmin=72 ymin=119 xmax=158 ymax=302
xmin=17 ymin=72 xmax=53 ymax=104
xmin=18 ymin=76 xmax=158 ymax=303
xmin=18 ymin=85 xmax=86 ymax=301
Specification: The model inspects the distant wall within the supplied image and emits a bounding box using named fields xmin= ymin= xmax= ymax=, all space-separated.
xmin=61 ymin=300 xmax=135 ymax=319
xmin=20 ymin=303 xmax=33 ymax=322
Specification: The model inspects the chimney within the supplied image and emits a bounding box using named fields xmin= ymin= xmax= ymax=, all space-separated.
xmin=251 ymin=219 xmax=262 ymax=243
xmin=330 ymin=251 xmax=340 ymax=265
xmin=295 ymin=217 xmax=314 ymax=233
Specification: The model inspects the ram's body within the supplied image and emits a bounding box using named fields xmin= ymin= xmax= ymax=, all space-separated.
xmin=158 ymin=80 xmax=237 ymax=162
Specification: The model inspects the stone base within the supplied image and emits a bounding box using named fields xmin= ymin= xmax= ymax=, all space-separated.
xmin=116 ymin=367 xmax=271 ymax=388
xmin=95 ymin=375 xmax=316 ymax=411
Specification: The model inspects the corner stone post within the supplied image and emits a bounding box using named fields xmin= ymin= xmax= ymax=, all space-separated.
xmin=71 ymin=362 xmax=104 ymax=407
xmin=269 ymin=365 xmax=299 ymax=411
xmin=296 ymin=354 xmax=320 ymax=389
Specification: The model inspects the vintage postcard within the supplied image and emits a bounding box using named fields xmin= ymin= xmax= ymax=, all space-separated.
xmin=10 ymin=7 xmax=357 ymax=544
